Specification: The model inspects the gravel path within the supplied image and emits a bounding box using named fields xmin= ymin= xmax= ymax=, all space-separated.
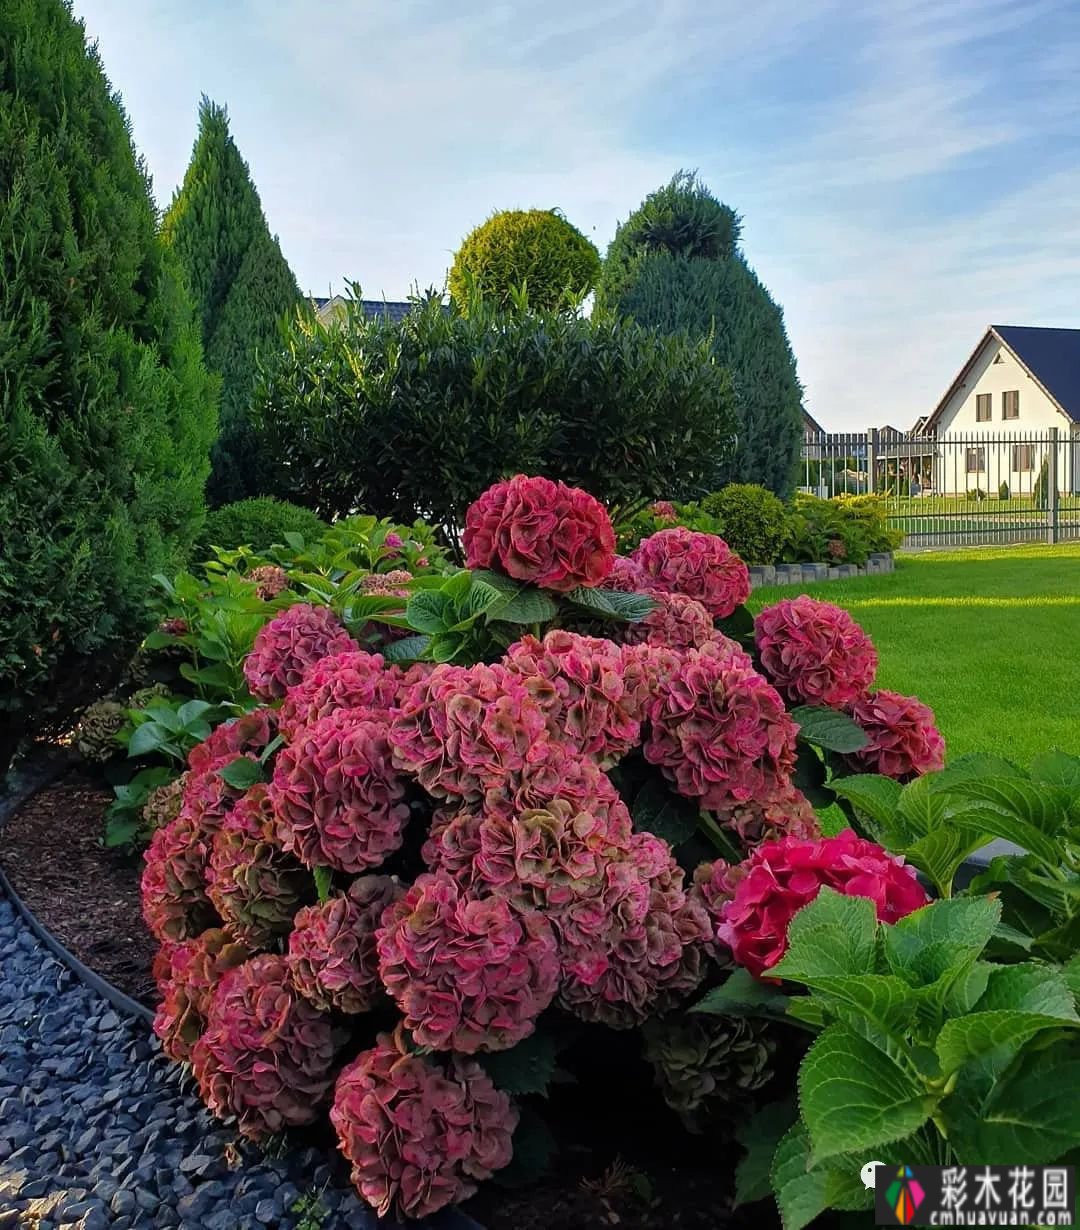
xmin=0 ymin=893 xmax=477 ymax=1230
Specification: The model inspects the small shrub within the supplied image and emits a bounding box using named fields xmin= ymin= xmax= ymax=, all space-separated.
xmin=198 ymin=498 xmax=326 ymax=555
xmin=998 ymin=480 xmax=1010 ymax=500
xmin=698 ymin=485 xmax=790 ymax=564
xmin=966 ymin=487 xmax=987 ymax=501
xmin=1033 ymin=457 xmax=1050 ymax=508
xmin=449 ymin=208 xmax=601 ymax=313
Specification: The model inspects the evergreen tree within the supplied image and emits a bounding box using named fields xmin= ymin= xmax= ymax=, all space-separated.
xmin=0 ymin=0 xmax=217 ymax=772
xmin=599 ymin=172 xmax=803 ymax=496
xmin=163 ymin=97 xmax=300 ymax=504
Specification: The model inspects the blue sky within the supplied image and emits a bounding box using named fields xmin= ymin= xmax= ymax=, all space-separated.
xmin=77 ymin=0 xmax=1080 ymax=429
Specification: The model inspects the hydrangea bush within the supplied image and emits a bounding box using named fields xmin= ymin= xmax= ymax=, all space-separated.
xmin=141 ymin=474 xmax=948 ymax=1220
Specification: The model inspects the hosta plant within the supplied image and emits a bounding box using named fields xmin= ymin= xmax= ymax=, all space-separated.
xmin=139 ymin=473 xmax=955 ymax=1219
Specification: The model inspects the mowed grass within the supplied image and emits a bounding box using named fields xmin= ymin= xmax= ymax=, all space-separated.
xmin=747 ymin=544 xmax=1080 ymax=766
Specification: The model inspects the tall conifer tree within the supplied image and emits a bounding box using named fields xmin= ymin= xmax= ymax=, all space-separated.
xmin=163 ymin=98 xmax=300 ymax=504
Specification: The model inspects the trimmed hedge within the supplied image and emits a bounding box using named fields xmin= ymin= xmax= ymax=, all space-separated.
xmin=197 ymin=498 xmax=327 ymax=555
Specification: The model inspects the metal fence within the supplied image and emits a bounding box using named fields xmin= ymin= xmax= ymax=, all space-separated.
xmin=801 ymin=428 xmax=1080 ymax=550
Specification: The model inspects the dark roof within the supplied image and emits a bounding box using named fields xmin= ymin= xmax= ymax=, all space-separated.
xmin=992 ymin=326 xmax=1080 ymax=423
xmin=802 ymin=409 xmax=827 ymax=436
xmin=309 ymin=296 xmax=415 ymax=323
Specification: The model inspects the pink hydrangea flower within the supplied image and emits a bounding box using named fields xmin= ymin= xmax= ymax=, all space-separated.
xmin=192 ymin=954 xmax=337 ymax=1140
xmin=644 ymin=645 xmax=798 ymax=811
xmin=286 ymin=876 xmax=402 ymax=1014
xmin=845 ymin=690 xmax=946 ymax=781
xmin=270 ymin=708 xmax=409 ymax=874
xmin=503 ymin=630 xmax=651 ymax=766
xmin=187 ymin=708 xmax=278 ymax=776
xmin=152 ymin=928 xmax=250 ymax=1061
xmin=558 ymin=832 xmax=711 ymax=1028
xmin=616 ymin=591 xmax=720 ymax=654
xmin=714 ymin=784 xmax=821 ymax=847
xmin=243 ymin=604 xmax=358 ymax=701
xmin=331 ymin=1029 xmax=517 ymax=1219
xmin=247 ymin=565 xmax=290 ymax=601
xmin=376 ymin=871 xmax=559 ymax=1053
xmin=754 ymin=596 xmax=878 ymax=708
xmin=141 ymin=814 xmax=216 ymax=943
xmin=649 ymin=500 xmax=678 ymax=521
xmin=175 ymin=754 xmax=251 ymax=834
xmin=714 ymin=829 xmax=930 ymax=978
xmin=389 ymin=662 xmax=551 ymax=801
xmin=277 ymin=650 xmax=398 ymax=740
xmin=605 ymin=555 xmax=650 ymax=593
xmin=206 ymin=784 xmax=313 ymax=948
xmin=463 ymin=474 xmax=616 ymax=591
xmin=632 ymin=527 xmax=751 ymax=618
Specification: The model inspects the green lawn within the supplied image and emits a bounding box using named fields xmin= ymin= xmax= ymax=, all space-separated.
xmin=747 ymin=544 xmax=1080 ymax=766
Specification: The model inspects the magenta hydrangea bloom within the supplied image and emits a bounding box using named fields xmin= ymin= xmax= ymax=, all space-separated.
xmin=558 ymin=833 xmax=711 ymax=1028
xmin=714 ymin=829 xmax=930 ymax=978
xmin=287 ymin=876 xmax=402 ymax=1014
xmin=715 ymin=784 xmax=821 ymax=848
xmin=277 ymin=649 xmax=397 ymax=740
xmin=247 ymin=564 xmax=290 ymax=601
xmin=616 ymin=591 xmax=719 ymax=654
xmin=754 ymin=595 xmax=878 ymax=707
xmin=243 ymin=604 xmax=358 ymax=701
xmin=187 ymin=708 xmax=278 ymax=776
xmin=389 ymin=662 xmax=551 ymax=801
xmin=206 ymin=784 xmax=313 ymax=948
xmin=152 ymin=928 xmax=250 ymax=1061
xmin=141 ymin=814 xmax=217 ymax=943
xmin=644 ymin=645 xmax=798 ymax=811
xmin=631 ymin=527 xmax=750 ymax=618
xmin=503 ymin=630 xmax=652 ymax=767
xmin=845 ymin=689 xmax=946 ymax=781
xmin=463 ymin=474 xmax=616 ymax=592
xmin=376 ymin=871 xmax=559 ymax=1053
xmin=331 ymin=1030 xmax=517 ymax=1219
xmin=191 ymin=954 xmax=337 ymax=1140
xmin=270 ymin=708 xmax=409 ymax=874
xmin=649 ymin=500 xmax=678 ymax=521
xmin=605 ymin=555 xmax=650 ymax=593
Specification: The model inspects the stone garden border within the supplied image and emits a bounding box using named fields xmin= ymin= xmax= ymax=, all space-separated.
xmin=747 ymin=551 xmax=895 ymax=589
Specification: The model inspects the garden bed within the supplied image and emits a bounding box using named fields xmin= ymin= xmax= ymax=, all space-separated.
xmin=0 ymin=768 xmax=158 ymax=1006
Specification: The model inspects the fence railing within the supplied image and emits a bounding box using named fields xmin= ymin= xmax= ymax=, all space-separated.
xmin=801 ymin=428 xmax=1080 ymax=549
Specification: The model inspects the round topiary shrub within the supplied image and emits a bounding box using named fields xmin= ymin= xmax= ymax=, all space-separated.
xmin=449 ymin=208 xmax=601 ymax=313
xmin=699 ymin=484 xmax=790 ymax=564
xmin=198 ymin=497 xmax=327 ymax=556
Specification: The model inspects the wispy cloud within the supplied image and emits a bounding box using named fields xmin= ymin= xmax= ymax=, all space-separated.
xmin=76 ymin=0 xmax=1080 ymax=428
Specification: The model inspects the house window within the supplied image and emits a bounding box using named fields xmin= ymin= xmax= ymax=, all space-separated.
xmin=1003 ymin=390 xmax=1020 ymax=419
xmin=975 ymin=393 xmax=992 ymax=422
xmin=1012 ymin=444 xmax=1035 ymax=472
xmin=966 ymin=447 xmax=986 ymax=473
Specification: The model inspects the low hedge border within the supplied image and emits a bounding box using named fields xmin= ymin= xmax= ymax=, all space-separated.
xmin=747 ymin=550 xmax=895 ymax=589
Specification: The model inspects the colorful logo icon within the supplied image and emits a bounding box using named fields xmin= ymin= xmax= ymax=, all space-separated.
xmin=885 ymin=1166 xmax=925 ymax=1224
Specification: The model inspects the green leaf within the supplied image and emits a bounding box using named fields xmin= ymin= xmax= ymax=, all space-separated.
xmin=896 ymin=772 xmax=950 ymax=836
xmin=469 ymin=569 xmax=521 ymax=599
xmin=493 ymin=1104 xmax=556 ymax=1189
xmin=142 ymin=702 xmax=183 ymax=733
xmin=176 ymin=699 xmax=215 ymax=728
xmin=828 ymin=774 xmax=903 ymax=838
xmin=405 ymin=589 xmax=451 ymax=634
xmin=489 ymin=586 xmax=559 ymax=625
xmin=735 ymin=1099 xmax=797 ymax=1206
xmin=380 ymin=634 xmax=432 ymax=663
xmin=770 ymin=888 xmax=878 ymax=981
xmin=283 ymin=532 xmax=305 ymax=551
xmin=143 ymin=629 xmax=179 ymax=650
xmin=945 ymin=1046 xmax=1080 ymax=1164
xmin=478 ymin=1030 xmax=557 ymax=1096
xmin=631 ymin=778 xmax=699 ymax=847
xmin=799 ymin=1024 xmax=936 ymax=1164
xmin=430 ymin=633 xmax=465 ymax=663
xmin=716 ymin=603 xmax=756 ymax=641
xmin=565 ymin=586 xmax=656 ymax=622
xmin=792 ymin=743 xmax=832 ymax=809
xmin=216 ymin=757 xmax=266 ymax=790
xmin=771 ymin=1123 xmax=828 ymax=1230
xmin=881 ymin=896 xmax=1001 ymax=988
xmin=1066 ymin=955 xmax=1080 ymax=1005
xmin=944 ymin=805 xmax=1061 ymax=869
xmin=936 ymin=1010 xmax=1079 ymax=1075
xmin=104 ymin=818 xmax=139 ymax=848
xmin=904 ymin=827 xmax=988 ymax=899
xmin=1031 ymin=750 xmax=1080 ymax=790
xmin=440 ymin=569 xmax=473 ymax=603
xmin=976 ymin=962 xmax=1078 ymax=1018
xmin=946 ymin=776 xmax=1070 ymax=838
xmin=313 ymin=866 xmax=333 ymax=903
xmin=692 ymin=968 xmax=792 ymax=1021
xmin=796 ymin=974 xmax=920 ymax=1038
xmin=789 ymin=706 xmax=868 ymax=754
xmin=127 ymin=722 xmax=168 ymax=757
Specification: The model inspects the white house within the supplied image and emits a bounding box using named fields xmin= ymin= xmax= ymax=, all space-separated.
xmin=922 ymin=325 xmax=1080 ymax=496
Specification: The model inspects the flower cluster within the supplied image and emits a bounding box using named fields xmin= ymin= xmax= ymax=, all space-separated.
xmin=141 ymin=815 xmax=216 ymax=943
xmin=754 ymin=595 xmax=878 ymax=707
xmin=192 ymin=955 xmax=337 ymax=1140
xmin=846 ymin=689 xmax=946 ymax=781
xmin=247 ymin=564 xmax=290 ymax=601
xmin=271 ymin=708 xmax=409 ymax=873
xmin=243 ymin=604 xmax=358 ymax=701
xmin=710 ymin=829 xmax=930 ymax=977
xmin=377 ymin=871 xmax=560 ymax=1052
xmin=617 ymin=590 xmax=718 ymax=653
xmin=153 ymin=928 xmax=250 ymax=1061
xmin=277 ymin=649 xmax=397 ymax=740
xmin=714 ymin=784 xmax=821 ymax=846
xmin=142 ymin=773 xmax=188 ymax=832
xmin=632 ymin=527 xmax=750 ymax=618
xmin=287 ymin=876 xmax=402 ymax=1014
xmin=503 ymin=630 xmax=651 ymax=766
xmin=331 ymin=1030 xmax=517 ymax=1219
xmin=463 ymin=473 xmax=615 ymax=591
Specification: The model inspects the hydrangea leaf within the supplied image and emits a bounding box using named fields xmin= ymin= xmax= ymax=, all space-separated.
xmin=216 ymin=757 xmax=266 ymax=790
xmin=312 ymin=866 xmax=333 ymax=903
xmin=631 ymin=777 xmax=699 ymax=847
xmin=1066 ymin=954 xmax=1080 ymax=1005
xmin=771 ymin=1123 xmax=870 ymax=1229
xmin=488 ymin=586 xmax=559 ymax=625
xmin=828 ymin=773 xmax=903 ymax=838
xmin=769 ymin=888 xmax=878 ymax=982
xmin=380 ymin=634 xmax=432 ymax=663
xmin=799 ymin=1024 xmax=936 ymax=1164
xmin=944 ymin=776 xmax=1071 ymax=837
xmin=734 ymin=1098 xmax=797 ymax=1206
xmin=903 ymin=827 xmax=988 ymax=899
xmin=936 ymin=1010 xmax=1079 ymax=1076
xmin=405 ymin=589 xmax=452 ymax=634
xmin=478 ymin=1029 xmax=558 ymax=1096
xmin=691 ymin=968 xmax=792 ymax=1021
xmin=789 ymin=706 xmax=868 ymax=754
xmin=976 ymin=961 xmax=1078 ymax=1019
xmin=565 ymin=586 xmax=655 ymax=622
xmin=1030 ymin=749 xmax=1080 ymax=790
xmin=881 ymin=896 xmax=1001 ymax=988
xmin=895 ymin=772 xmax=949 ymax=835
